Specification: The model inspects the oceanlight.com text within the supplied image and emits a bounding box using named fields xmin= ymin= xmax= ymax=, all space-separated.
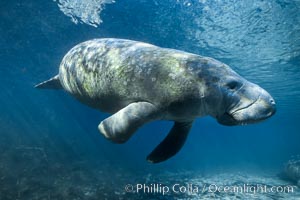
xmin=124 ymin=183 xmax=296 ymax=196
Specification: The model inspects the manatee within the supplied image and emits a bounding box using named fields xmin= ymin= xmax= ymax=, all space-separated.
xmin=283 ymin=157 xmax=300 ymax=186
xmin=35 ymin=38 xmax=276 ymax=163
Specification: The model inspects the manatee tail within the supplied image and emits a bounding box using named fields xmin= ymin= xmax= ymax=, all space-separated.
xmin=35 ymin=75 xmax=63 ymax=89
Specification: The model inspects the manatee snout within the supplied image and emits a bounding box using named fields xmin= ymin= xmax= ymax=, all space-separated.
xmin=218 ymin=82 xmax=276 ymax=126
xmin=256 ymin=89 xmax=276 ymax=117
xmin=231 ymin=88 xmax=276 ymax=124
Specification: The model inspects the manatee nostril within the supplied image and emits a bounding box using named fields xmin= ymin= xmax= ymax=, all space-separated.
xmin=270 ymin=99 xmax=275 ymax=105
xmin=268 ymin=98 xmax=276 ymax=116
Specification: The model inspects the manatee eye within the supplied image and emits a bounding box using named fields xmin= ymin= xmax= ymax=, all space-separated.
xmin=225 ymin=80 xmax=241 ymax=90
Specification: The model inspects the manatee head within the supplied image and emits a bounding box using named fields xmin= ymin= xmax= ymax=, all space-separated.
xmin=194 ymin=57 xmax=276 ymax=126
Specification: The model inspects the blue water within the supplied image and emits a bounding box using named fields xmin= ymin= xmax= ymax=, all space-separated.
xmin=0 ymin=0 xmax=300 ymax=199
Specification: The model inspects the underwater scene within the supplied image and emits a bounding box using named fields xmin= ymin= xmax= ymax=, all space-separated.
xmin=1 ymin=0 xmax=300 ymax=199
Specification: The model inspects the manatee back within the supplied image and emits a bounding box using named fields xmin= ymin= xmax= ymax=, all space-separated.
xmin=59 ymin=38 xmax=201 ymax=112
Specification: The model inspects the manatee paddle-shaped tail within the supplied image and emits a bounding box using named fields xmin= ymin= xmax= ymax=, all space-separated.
xmin=147 ymin=121 xmax=193 ymax=163
xmin=34 ymin=75 xmax=62 ymax=89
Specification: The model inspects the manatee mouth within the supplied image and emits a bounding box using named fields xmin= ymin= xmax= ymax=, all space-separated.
xmin=218 ymin=111 xmax=271 ymax=126
xmin=230 ymin=95 xmax=260 ymax=116
xmin=217 ymin=96 xmax=276 ymax=126
xmin=217 ymin=112 xmax=251 ymax=126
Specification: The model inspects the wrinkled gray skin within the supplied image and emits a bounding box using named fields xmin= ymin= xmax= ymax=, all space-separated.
xmin=36 ymin=38 xmax=276 ymax=163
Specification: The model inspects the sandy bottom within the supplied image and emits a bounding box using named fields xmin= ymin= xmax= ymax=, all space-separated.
xmin=1 ymin=162 xmax=299 ymax=199
xmin=0 ymin=146 xmax=299 ymax=199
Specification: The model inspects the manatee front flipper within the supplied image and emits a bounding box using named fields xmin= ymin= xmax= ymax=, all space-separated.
xmin=98 ymin=102 xmax=160 ymax=143
xmin=147 ymin=121 xmax=193 ymax=163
